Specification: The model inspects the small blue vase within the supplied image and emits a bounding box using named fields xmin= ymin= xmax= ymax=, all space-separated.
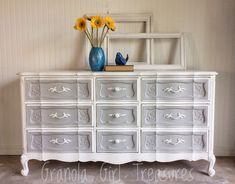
xmin=89 ymin=47 xmax=105 ymax=72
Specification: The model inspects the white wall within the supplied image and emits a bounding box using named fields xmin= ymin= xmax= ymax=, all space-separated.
xmin=0 ymin=0 xmax=235 ymax=156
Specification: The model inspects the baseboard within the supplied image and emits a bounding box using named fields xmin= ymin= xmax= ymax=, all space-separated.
xmin=0 ymin=145 xmax=235 ymax=156
xmin=0 ymin=145 xmax=22 ymax=155
xmin=214 ymin=146 xmax=235 ymax=156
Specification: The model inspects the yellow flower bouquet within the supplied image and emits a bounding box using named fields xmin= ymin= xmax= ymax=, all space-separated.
xmin=74 ymin=15 xmax=116 ymax=47
xmin=74 ymin=15 xmax=116 ymax=71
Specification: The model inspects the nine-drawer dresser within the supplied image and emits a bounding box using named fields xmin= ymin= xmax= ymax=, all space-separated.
xmin=19 ymin=71 xmax=217 ymax=176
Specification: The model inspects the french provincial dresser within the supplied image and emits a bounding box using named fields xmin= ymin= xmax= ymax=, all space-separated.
xmin=19 ymin=70 xmax=217 ymax=176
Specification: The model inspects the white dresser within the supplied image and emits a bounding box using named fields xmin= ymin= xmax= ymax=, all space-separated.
xmin=19 ymin=71 xmax=217 ymax=176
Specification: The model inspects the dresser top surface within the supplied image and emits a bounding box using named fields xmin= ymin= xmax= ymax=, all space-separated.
xmin=18 ymin=70 xmax=217 ymax=77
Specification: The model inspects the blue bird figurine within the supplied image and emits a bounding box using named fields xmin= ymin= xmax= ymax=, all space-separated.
xmin=115 ymin=52 xmax=129 ymax=65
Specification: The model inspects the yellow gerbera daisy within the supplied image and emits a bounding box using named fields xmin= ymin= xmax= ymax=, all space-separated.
xmin=74 ymin=18 xmax=87 ymax=32
xmin=91 ymin=16 xmax=104 ymax=29
xmin=104 ymin=16 xmax=116 ymax=31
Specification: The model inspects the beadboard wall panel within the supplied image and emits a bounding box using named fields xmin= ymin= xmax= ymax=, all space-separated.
xmin=0 ymin=0 xmax=235 ymax=155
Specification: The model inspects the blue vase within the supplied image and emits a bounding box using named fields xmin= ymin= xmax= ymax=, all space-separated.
xmin=89 ymin=47 xmax=105 ymax=72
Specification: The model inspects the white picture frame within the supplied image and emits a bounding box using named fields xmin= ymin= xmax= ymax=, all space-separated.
xmin=105 ymin=33 xmax=186 ymax=70
xmin=109 ymin=13 xmax=153 ymax=33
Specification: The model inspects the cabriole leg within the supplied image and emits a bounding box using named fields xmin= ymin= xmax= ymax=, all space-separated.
xmin=21 ymin=154 xmax=29 ymax=176
xmin=208 ymin=155 xmax=216 ymax=177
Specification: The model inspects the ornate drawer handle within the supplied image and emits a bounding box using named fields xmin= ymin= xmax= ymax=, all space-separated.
xmin=107 ymin=87 xmax=126 ymax=92
xmin=163 ymin=138 xmax=185 ymax=145
xmin=109 ymin=113 xmax=127 ymax=118
xmin=48 ymin=86 xmax=71 ymax=93
xmin=109 ymin=139 xmax=126 ymax=144
xmin=164 ymin=113 xmax=185 ymax=120
xmin=163 ymin=86 xmax=186 ymax=93
xmin=49 ymin=112 xmax=71 ymax=119
xmin=50 ymin=138 xmax=72 ymax=145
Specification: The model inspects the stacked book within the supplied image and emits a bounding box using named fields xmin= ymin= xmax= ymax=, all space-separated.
xmin=104 ymin=65 xmax=134 ymax=72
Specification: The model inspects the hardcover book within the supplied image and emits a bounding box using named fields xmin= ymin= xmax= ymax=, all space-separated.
xmin=104 ymin=65 xmax=134 ymax=72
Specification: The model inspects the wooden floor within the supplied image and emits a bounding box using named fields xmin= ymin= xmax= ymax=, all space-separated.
xmin=0 ymin=156 xmax=234 ymax=184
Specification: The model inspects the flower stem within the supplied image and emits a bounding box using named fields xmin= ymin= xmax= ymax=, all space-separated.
xmin=91 ymin=28 xmax=93 ymax=41
xmin=86 ymin=29 xmax=92 ymax=40
xmin=100 ymin=27 xmax=109 ymax=46
xmin=96 ymin=28 xmax=99 ymax=47
xmin=100 ymin=25 xmax=106 ymax=47
xmin=85 ymin=29 xmax=94 ymax=47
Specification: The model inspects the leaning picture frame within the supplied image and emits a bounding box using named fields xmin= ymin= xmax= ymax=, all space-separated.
xmin=105 ymin=32 xmax=186 ymax=70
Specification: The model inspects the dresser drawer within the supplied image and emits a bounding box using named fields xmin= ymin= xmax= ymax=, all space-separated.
xmin=25 ymin=79 xmax=91 ymax=101
xmin=142 ymin=79 xmax=209 ymax=101
xmin=142 ymin=105 xmax=208 ymax=127
xmin=97 ymin=131 xmax=138 ymax=153
xmin=96 ymin=79 xmax=137 ymax=101
xmin=26 ymin=105 xmax=92 ymax=128
xmin=27 ymin=131 xmax=92 ymax=153
xmin=97 ymin=105 xmax=137 ymax=127
xmin=141 ymin=131 xmax=207 ymax=153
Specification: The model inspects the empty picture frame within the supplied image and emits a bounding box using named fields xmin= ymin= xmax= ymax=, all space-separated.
xmin=105 ymin=33 xmax=186 ymax=70
xmin=85 ymin=13 xmax=153 ymax=69
xmin=109 ymin=13 xmax=153 ymax=33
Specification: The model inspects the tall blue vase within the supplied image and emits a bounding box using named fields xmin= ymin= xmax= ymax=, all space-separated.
xmin=89 ymin=47 xmax=105 ymax=72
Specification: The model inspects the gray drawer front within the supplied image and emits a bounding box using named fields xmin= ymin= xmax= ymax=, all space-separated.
xmin=141 ymin=132 xmax=207 ymax=153
xmin=26 ymin=106 xmax=92 ymax=127
xmin=142 ymin=79 xmax=209 ymax=101
xmin=97 ymin=131 xmax=138 ymax=153
xmin=142 ymin=105 xmax=208 ymax=127
xmin=97 ymin=105 xmax=137 ymax=127
xmin=25 ymin=79 xmax=91 ymax=101
xmin=27 ymin=131 xmax=92 ymax=153
xmin=96 ymin=79 xmax=137 ymax=101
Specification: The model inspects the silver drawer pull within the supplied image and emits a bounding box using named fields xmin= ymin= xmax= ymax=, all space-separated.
xmin=49 ymin=112 xmax=71 ymax=119
xmin=107 ymin=87 xmax=126 ymax=92
xmin=109 ymin=113 xmax=127 ymax=118
xmin=109 ymin=139 xmax=126 ymax=144
xmin=48 ymin=86 xmax=71 ymax=93
xmin=163 ymin=138 xmax=185 ymax=145
xmin=163 ymin=86 xmax=186 ymax=93
xmin=164 ymin=113 xmax=185 ymax=120
xmin=50 ymin=138 xmax=72 ymax=145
